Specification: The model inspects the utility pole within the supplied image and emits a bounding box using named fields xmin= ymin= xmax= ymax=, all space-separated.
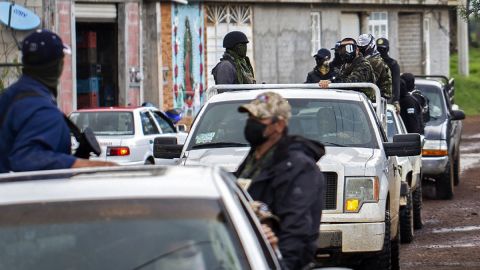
xmin=458 ymin=0 xmax=470 ymax=76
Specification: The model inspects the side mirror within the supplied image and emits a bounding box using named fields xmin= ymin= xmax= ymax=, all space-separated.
xmin=153 ymin=137 xmax=183 ymax=159
xmin=384 ymin=134 xmax=421 ymax=157
xmin=451 ymin=110 xmax=465 ymax=121
xmin=176 ymin=124 xmax=187 ymax=132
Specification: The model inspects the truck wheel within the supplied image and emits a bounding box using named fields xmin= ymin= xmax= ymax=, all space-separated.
xmin=453 ymin=154 xmax=460 ymax=186
xmin=436 ymin=161 xmax=454 ymax=200
xmin=412 ymin=183 xmax=423 ymax=230
xmin=400 ymin=191 xmax=414 ymax=243
xmin=360 ymin=211 xmax=392 ymax=270
xmin=391 ymin=219 xmax=400 ymax=270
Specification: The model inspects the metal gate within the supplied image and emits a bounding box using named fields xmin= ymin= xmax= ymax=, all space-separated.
xmin=398 ymin=13 xmax=423 ymax=75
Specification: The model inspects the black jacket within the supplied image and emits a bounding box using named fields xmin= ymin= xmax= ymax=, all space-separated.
xmin=400 ymin=94 xmax=425 ymax=134
xmin=305 ymin=66 xmax=335 ymax=83
xmin=382 ymin=56 xmax=400 ymax=104
xmin=212 ymin=59 xmax=238 ymax=84
xmin=236 ymin=136 xmax=325 ymax=270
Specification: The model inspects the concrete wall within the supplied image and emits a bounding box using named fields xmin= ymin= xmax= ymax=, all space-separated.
xmin=253 ymin=4 xmax=312 ymax=84
xmin=428 ymin=10 xmax=450 ymax=76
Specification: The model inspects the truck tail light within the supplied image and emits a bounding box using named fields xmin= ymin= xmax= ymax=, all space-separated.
xmin=107 ymin=146 xmax=130 ymax=156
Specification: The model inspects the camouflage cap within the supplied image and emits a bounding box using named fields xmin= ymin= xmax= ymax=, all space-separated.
xmin=238 ymin=92 xmax=291 ymax=121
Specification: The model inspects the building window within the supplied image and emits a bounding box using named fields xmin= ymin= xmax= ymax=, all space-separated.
xmin=368 ymin=12 xmax=388 ymax=39
xmin=311 ymin=12 xmax=321 ymax=55
xmin=206 ymin=5 xmax=253 ymax=87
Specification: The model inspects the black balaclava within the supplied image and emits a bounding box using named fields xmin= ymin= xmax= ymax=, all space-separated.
xmin=23 ymin=58 xmax=64 ymax=97
xmin=341 ymin=43 xmax=357 ymax=64
xmin=401 ymin=73 xmax=416 ymax=92
xmin=378 ymin=46 xmax=389 ymax=58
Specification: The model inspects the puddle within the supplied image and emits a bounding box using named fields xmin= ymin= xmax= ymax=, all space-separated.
xmin=460 ymin=142 xmax=480 ymax=153
xmin=424 ymin=243 xmax=478 ymax=248
xmin=433 ymin=225 xmax=480 ymax=234
xmin=460 ymin=153 xmax=480 ymax=173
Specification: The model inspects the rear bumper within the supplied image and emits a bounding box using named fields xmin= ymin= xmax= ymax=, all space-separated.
xmin=318 ymin=222 xmax=385 ymax=253
xmin=422 ymin=156 xmax=449 ymax=176
xmin=90 ymin=157 xmax=144 ymax=166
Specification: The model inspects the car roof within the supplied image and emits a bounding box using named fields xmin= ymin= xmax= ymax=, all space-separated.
xmin=207 ymin=89 xmax=364 ymax=103
xmin=0 ymin=166 xmax=222 ymax=205
xmin=415 ymin=78 xmax=444 ymax=89
xmin=74 ymin=107 xmax=156 ymax=113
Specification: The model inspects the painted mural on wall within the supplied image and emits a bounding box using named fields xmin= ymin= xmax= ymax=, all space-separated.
xmin=172 ymin=3 xmax=205 ymax=116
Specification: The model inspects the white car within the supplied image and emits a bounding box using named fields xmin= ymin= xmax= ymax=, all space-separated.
xmin=155 ymin=84 xmax=422 ymax=269
xmin=386 ymin=104 xmax=423 ymax=243
xmin=0 ymin=166 xmax=281 ymax=269
xmin=70 ymin=107 xmax=187 ymax=165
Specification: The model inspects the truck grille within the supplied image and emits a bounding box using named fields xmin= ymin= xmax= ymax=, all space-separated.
xmin=323 ymin=172 xmax=338 ymax=210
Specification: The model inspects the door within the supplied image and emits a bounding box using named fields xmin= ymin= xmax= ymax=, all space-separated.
xmin=398 ymin=13 xmax=423 ymax=75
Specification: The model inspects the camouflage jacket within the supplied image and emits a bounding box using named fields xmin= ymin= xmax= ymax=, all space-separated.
xmin=366 ymin=54 xmax=392 ymax=99
xmin=333 ymin=55 xmax=377 ymax=100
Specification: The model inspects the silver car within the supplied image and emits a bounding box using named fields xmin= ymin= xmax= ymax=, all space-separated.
xmin=0 ymin=166 xmax=280 ymax=269
xmin=70 ymin=107 xmax=187 ymax=165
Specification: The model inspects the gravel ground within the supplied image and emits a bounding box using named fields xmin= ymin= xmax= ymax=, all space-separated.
xmin=400 ymin=115 xmax=480 ymax=270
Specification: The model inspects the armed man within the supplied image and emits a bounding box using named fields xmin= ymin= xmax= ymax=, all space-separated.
xmin=377 ymin=37 xmax=401 ymax=110
xmin=357 ymin=34 xmax=392 ymax=100
xmin=212 ymin=31 xmax=255 ymax=84
xmin=305 ymin=48 xmax=335 ymax=83
xmin=318 ymin=38 xmax=376 ymax=100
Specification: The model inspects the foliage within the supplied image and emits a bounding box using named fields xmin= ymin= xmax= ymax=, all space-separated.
xmin=459 ymin=0 xmax=480 ymax=22
xmin=450 ymin=47 xmax=480 ymax=115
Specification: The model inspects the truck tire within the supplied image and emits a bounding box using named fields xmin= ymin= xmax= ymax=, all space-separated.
xmin=436 ymin=161 xmax=454 ymax=200
xmin=412 ymin=183 xmax=423 ymax=230
xmin=391 ymin=220 xmax=400 ymax=270
xmin=360 ymin=211 xmax=392 ymax=270
xmin=453 ymin=154 xmax=460 ymax=186
xmin=400 ymin=191 xmax=414 ymax=243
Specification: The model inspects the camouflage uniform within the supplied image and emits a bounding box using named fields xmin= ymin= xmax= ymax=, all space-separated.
xmin=333 ymin=55 xmax=377 ymax=100
xmin=365 ymin=54 xmax=392 ymax=99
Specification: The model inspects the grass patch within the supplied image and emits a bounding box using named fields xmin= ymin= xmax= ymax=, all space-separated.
xmin=450 ymin=47 xmax=480 ymax=115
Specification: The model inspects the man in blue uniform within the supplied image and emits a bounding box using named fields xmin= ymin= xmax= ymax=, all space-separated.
xmin=0 ymin=29 xmax=114 ymax=173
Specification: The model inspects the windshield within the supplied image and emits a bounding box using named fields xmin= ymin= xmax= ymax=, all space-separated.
xmin=70 ymin=111 xmax=135 ymax=136
xmin=416 ymin=84 xmax=446 ymax=121
xmin=188 ymin=99 xmax=377 ymax=150
xmin=0 ymin=199 xmax=249 ymax=270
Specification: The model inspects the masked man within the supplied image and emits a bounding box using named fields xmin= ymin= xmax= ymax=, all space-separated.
xmin=319 ymin=38 xmax=376 ymax=100
xmin=305 ymin=48 xmax=334 ymax=83
xmin=212 ymin=31 xmax=255 ymax=84
xmin=235 ymin=92 xmax=325 ymax=270
xmin=377 ymin=37 xmax=401 ymax=108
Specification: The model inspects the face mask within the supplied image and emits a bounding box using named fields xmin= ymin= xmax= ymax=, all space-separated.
xmin=378 ymin=47 xmax=388 ymax=57
xmin=235 ymin=43 xmax=248 ymax=58
xmin=244 ymin=118 xmax=268 ymax=147
xmin=340 ymin=44 xmax=357 ymax=63
xmin=315 ymin=57 xmax=324 ymax=67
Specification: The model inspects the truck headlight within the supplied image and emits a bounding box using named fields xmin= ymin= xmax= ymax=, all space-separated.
xmin=344 ymin=177 xmax=379 ymax=213
xmin=422 ymin=139 xmax=448 ymax=157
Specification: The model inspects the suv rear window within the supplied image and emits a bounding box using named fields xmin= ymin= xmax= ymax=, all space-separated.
xmin=70 ymin=112 xmax=134 ymax=136
xmin=188 ymin=99 xmax=377 ymax=149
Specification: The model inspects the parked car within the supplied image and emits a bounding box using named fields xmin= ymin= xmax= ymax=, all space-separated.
xmin=415 ymin=77 xmax=465 ymax=199
xmin=69 ymin=107 xmax=187 ymax=165
xmin=0 ymin=166 xmax=281 ymax=269
xmin=386 ymin=105 xmax=423 ymax=243
xmin=155 ymin=84 xmax=422 ymax=269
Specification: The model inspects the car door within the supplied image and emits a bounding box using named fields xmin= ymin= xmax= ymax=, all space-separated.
xmin=138 ymin=110 xmax=161 ymax=163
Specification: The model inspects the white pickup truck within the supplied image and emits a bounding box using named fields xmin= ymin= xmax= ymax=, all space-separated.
xmin=154 ymin=84 xmax=421 ymax=269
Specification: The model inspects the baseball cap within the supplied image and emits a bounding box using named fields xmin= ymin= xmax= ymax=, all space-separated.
xmin=238 ymin=92 xmax=291 ymax=121
xmin=376 ymin=38 xmax=390 ymax=48
xmin=21 ymin=29 xmax=71 ymax=65
xmin=314 ymin=48 xmax=331 ymax=59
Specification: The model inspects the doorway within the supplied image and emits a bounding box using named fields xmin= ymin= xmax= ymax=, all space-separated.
xmin=75 ymin=22 xmax=118 ymax=109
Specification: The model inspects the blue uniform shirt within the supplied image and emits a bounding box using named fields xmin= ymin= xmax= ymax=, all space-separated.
xmin=0 ymin=75 xmax=76 ymax=173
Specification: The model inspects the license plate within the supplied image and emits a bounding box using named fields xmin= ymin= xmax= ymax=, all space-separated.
xmin=318 ymin=231 xmax=342 ymax=248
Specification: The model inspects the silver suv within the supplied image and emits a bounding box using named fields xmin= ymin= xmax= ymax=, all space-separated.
xmin=155 ymin=84 xmax=421 ymax=269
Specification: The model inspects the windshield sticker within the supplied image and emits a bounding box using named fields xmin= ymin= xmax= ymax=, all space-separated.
xmin=387 ymin=120 xmax=394 ymax=124
xmin=196 ymin=132 xmax=215 ymax=144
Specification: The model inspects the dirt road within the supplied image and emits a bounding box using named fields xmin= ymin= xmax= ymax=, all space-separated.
xmin=400 ymin=115 xmax=480 ymax=269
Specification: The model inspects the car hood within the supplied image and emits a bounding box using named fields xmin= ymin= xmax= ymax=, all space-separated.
xmin=183 ymin=146 xmax=374 ymax=175
xmin=424 ymin=119 xmax=447 ymax=140
xmin=183 ymin=147 xmax=250 ymax=172
xmin=319 ymin=147 xmax=374 ymax=176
